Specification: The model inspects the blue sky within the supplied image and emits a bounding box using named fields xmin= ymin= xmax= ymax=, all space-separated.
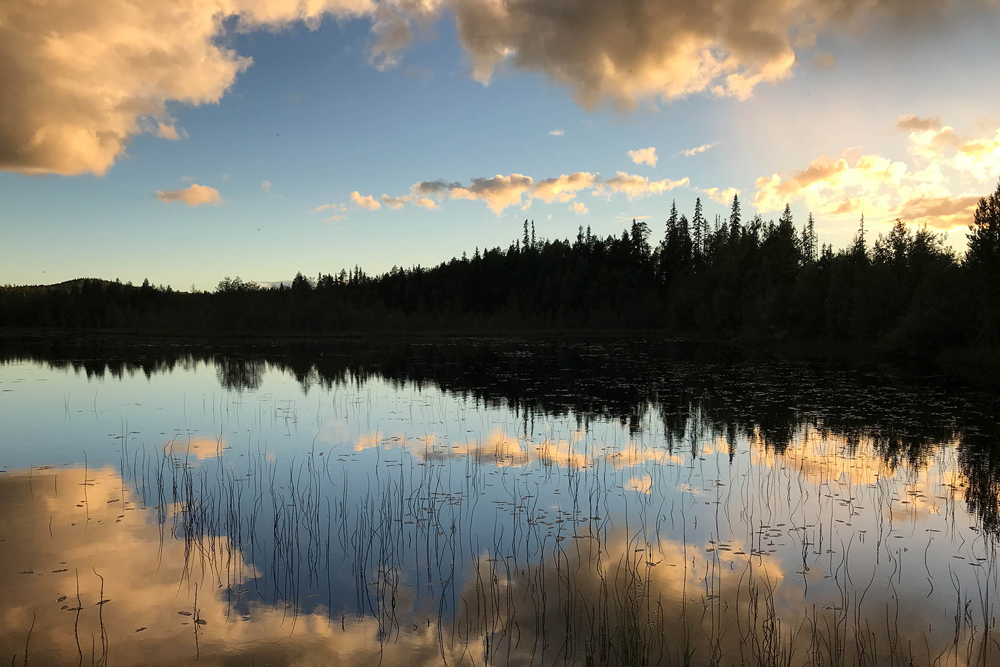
xmin=3 ymin=1 xmax=1000 ymax=289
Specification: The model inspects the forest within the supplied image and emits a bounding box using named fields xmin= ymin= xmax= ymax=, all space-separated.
xmin=2 ymin=180 xmax=999 ymax=360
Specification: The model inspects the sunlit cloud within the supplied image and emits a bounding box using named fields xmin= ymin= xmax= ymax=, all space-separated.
xmin=680 ymin=142 xmax=719 ymax=157
xmin=351 ymin=190 xmax=382 ymax=210
xmin=156 ymin=123 xmax=182 ymax=141
xmin=0 ymin=0 xmax=377 ymax=176
xmin=2 ymin=0 xmax=988 ymax=177
xmin=533 ymin=172 xmax=597 ymax=203
xmin=447 ymin=0 xmax=971 ymax=110
xmin=699 ymin=186 xmax=741 ymax=204
xmin=571 ymin=202 xmax=589 ymax=214
xmin=155 ymin=183 xmax=222 ymax=206
xmin=261 ymin=180 xmax=272 ymax=193
xmin=628 ymin=147 xmax=658 ymax=167
xmin=381 ymin=194 xmax=407 ymax=210
xmin=549 ymin=129 xmax=565 ymax=136
xmin=450 ymin=174 xmax=535 ymax=215
xmin=753 ymin=116 xmax=1000 ymax=230
xmin=596 ymin=172 xmax=689 ymax=200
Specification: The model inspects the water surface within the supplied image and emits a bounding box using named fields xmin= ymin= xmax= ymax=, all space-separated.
xmin=1 ymin=337 xmax=998 ymax=666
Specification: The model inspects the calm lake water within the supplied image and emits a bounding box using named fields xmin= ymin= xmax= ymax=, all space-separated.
xmin=1 ymin=336 xmax=998 ymax=667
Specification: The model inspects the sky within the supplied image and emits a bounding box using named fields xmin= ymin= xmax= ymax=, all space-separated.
xmin=3 ymin=0 xmax=1000 ymax=290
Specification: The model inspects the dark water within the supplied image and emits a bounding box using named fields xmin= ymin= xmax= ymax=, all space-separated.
xmin=1 ymin=336 xmax=998 ymax=667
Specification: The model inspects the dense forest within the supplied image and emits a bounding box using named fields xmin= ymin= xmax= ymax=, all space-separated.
xmin=2 ymin=181 xmax=1000 ymax=358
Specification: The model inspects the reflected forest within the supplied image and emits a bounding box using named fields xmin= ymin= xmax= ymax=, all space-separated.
xmin=4 ymin=184 xmax=1000 ymax=361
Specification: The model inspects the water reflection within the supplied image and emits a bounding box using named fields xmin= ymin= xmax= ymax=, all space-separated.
xmin=0 ymin=336 xmax=998 ymax=665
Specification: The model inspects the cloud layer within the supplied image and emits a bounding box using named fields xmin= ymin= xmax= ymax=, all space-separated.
xmin=343 ymin=169 xmax=692 ymax=216
xmin=753 ymin=115 xmax=1000 ymax=229
xmin=448 ymin=0 xmax=979 ymax=110
xmin=3 ymin=0 xmax=987 ymax=177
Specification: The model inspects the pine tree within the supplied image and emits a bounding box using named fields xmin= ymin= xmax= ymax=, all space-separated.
xmin=692 ymin=198 xmax=704 ymax=260
xmin=967 ymin=180 xmax=1000 ymax=274
xmin=729 ymin=194 xmax=742 ymax=238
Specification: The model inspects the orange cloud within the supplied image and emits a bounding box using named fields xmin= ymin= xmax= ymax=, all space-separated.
xmin=596 ymin=171 xmax=689 ymax=200
xmin=533 ymin=172 xmax=597 ymax=203
xmin=450 ymin=173 xmax=535 ymax=215
xmin=752 ymin=117 xmax=1000 ymax=230
xmin=155 ymin=183 xmax=222 ymax=206
xmin=0 ymin=0 xmax=376 ymax=176
xmin=351 ymin=190 xmax=382 ymax=210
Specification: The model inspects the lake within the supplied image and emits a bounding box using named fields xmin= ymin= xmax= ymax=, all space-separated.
xmin=1 ymin=336 xmax=998 ymax=667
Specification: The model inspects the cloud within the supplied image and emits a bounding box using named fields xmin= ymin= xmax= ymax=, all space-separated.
xmin=570 ymin=201 xmax=589 ymax=215
xmin=2 ymin=0 xmax=988 ymax=177
xmin=341 ymin=167 xmax=697 ymax=215
xmin=312 ymin=203 xmax=347 ymax=214
xmin=628 ymin=147 xmax=658 ymax=167
xmin=450 ymin=173 xmax=535 ymax=214
xmin=447 ymin=0 xmax=970 ymax=110
xmin=897 ymin=115 xmax=943 ymax=133
xmin=325 ymin=214 xmax=347 ymax=223
xmin=700 ymin=186 xmax=741 ymax=204
xmin=753 ymin=116 xmax=1000 ymax=229
xmin=596 ymin=172 xmax=689 ymax=200
xmin=895 ymin=195 xmax=980 ymax=228
xmin=351 ymin=190 xmax=382 ymax=210
xmin=0 ymin=0 xmax=379 ymax=176
xmin=812 ymin=53 xmax=838 ymax=70
xmin=412 ymin=180 xmax=462 ymax=195
xmin=155 ymin=183 xmax=222 ymax=206
xmin=533 ymin=172 xmax=597 ymax=203
xmin=261 ymin=180 xmax=272 ymax=193
xmin=549 ymin=129 xmax=565 ymax=136
xmin=156 ymin=123 xmax=182 ymax=141
xmin=681 ymin=142 xmax=719 ymax=157
xmin=381 ymin=194 xmax=407 ymax=210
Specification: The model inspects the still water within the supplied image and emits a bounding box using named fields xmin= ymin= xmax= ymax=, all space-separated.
xmin=0 ymin=337 xmax=998 ymax=667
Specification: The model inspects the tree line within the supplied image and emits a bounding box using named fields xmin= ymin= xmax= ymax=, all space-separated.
xmin=2 ymin=181 xmax=1000 ymax=357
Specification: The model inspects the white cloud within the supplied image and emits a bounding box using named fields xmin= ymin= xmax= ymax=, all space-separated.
xmin=351 ymin=191 xmax=382 ymax=210
xmin=549 ymin=129 xmax=565 ymax=136
xmin=680 ymin=142 xmax=719 ymax=157
xmin=311 ymin=203 xmax=347 ymax=214
xmin=155 ymin=183 xmax=222 ymax=206
xmin=628 ymin=147 xmax=658 ymax=167
xmin=261 ymin=180 xmax=272 ymax=193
